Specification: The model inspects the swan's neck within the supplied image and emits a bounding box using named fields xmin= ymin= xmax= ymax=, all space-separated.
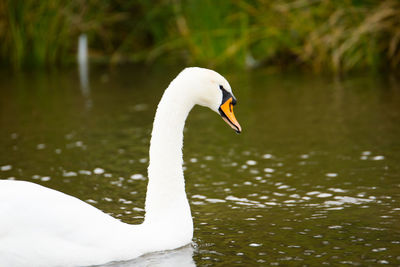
xmin=144 ymin=81 xmax=194 ymax=229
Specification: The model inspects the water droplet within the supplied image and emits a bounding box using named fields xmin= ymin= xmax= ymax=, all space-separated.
xmin=63 ymin=171 xmax=77 ymax=177
xmin=37 ymin=144 xmax=46 ymax=150
xmin=306 ymin=191 xmax=321 ymax=196
xmin=246 ymin=160 xmax=257 ymax=166
xmin=326 ymin=173 xmax=338 ymax=177
xmin=119 ymin=198 xmax=132 ymax=204
xmin=139 ymin=158 xmax=148 ymax=163
xmin=1 ymin=165 xmax=12 ymax=171
xmin=94 ymin=168 xmax=105 ymax=174
xmin=206 ymin=198 xmax=226 ymax=203
xmin=133 ymin=104 xmax=148 ymax=111
xmin=192 ymin=194 xmax=206 ymax=199
xmin=40 ymin=176 xmax=51 ymax=182
xmin=65 ymin=133 xmax=74 ymax=140
xmin=372 ymin=247 xmax=387 ymax=252
xmin=191 ymin=201 xmax=205 ymax=206
xmin=130 ymin=174 xmax=144 ymax=180
xmin=249 ymin=243 xmax=262 ymax=247
xmin=328 ymin=188 xmax=347 ymax=193
xmin=372 ymin=155 xmax=384 ymax=160
xmin=264 ymin=168 xmax=275 ymax=173
xmin=78 ymin=170 xmax=92 ymax=175
xmin=250 ymin=169 xmax=259 ymax=174
xmin=317 ymin=193 xmax=332 ymax=198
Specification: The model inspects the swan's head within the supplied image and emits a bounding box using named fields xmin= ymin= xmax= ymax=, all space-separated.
xmin=177 ymin=67 xmax=242 ymax=133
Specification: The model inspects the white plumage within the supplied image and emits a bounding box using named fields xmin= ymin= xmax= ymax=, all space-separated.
xmin=0 ymin=67 xmax=239 ymax=267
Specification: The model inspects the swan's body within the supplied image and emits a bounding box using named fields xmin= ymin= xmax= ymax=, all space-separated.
xmin=0 ymin=67 xmax=241 ymax=267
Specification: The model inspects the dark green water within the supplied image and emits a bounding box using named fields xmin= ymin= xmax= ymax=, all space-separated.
xmin=1 ymin=66 xmax=400 ymax=266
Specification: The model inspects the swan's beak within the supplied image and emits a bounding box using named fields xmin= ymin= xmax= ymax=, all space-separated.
xmin=218 ymin=97 xmax=242 ymax=134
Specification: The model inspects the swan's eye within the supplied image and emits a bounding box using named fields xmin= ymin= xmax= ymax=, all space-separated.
xmin=219 ymin=85 xmax=224 ymax=90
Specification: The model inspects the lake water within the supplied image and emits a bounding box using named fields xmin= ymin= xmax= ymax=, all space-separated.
xmin=0 ymin=66 xmax=399 ymax=266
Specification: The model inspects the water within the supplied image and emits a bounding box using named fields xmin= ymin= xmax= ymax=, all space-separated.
xmin=1 ymin=67 xmax=400 ymax=266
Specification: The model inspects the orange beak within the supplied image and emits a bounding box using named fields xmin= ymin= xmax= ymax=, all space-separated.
xmin=219 ymin=97 xmax=242 ymax=133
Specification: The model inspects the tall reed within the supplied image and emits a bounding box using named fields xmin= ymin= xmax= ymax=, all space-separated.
xmin=167 ymin=0 xmax=400 ymax=72
xmin=0 ymin=0 xmax=128 ymax=69
xmin=1 ymin=0 xmax=399 ymax=72
xmin=1 ymin=0 xmax=72 ymax=69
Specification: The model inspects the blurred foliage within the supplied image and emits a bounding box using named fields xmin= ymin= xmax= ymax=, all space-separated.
xmin=1 ymin=0 xmax=399 ymax=72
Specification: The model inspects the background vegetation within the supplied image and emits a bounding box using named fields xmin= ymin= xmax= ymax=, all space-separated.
xmin=1 ymin=0 xmax=399 ymax=72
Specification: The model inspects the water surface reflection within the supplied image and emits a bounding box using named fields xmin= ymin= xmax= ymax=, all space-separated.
xmin=0 ymin=68 xmax=399 ymax=265
xmin=98 ymin=244 xmax=195 ymax=267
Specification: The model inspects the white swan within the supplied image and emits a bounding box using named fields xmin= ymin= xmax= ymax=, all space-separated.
xmin=0 ymin=67 xmax=241 ymax=267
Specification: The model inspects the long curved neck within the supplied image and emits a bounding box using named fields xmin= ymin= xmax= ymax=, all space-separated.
xmin=144 ymin=81 xmax=194 ymax=224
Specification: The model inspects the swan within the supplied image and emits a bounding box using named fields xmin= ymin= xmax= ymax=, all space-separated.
xmin=0 ymin=67 xmax=241 ymax=267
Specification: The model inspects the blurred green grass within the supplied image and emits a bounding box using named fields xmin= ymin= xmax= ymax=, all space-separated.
xmin=1 ymin=0 xmax=399 ymax=72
